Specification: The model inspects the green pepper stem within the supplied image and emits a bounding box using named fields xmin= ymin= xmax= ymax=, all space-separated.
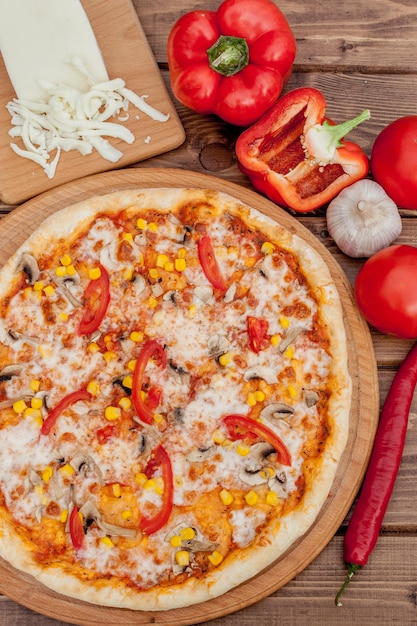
xmin=321 ymin=109 xmax=371 ymax=147
xmin=335 ymin=563 xmax=362 ymax=606
xmin=207 ymin=35 xmax=249 ymax=77
xmin=303 ymin=109 xmax=370 ymax=162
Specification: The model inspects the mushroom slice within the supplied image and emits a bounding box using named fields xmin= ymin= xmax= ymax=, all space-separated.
xmin=244 ymin=365 xmax=276 ymax=385
xmin=50 ymin=272 xmax=82 ymax=308
xmin=278 ymin=324 xmax=304 ymax=353
xmin=260 ymin=403 xmax=295 ymax=421
xmin=238 ymin=442 xmax=276 ymax=485
xmin=16 ymin=253 xmax=40 ymax=285
xmin=8 ymin=329 xmax=40 ymax=344
xmin=186 ymin=446 xmax=215 ymax=463
xmin=267 ymin=471 xmax=288 ymax=500
xmin=223 ymin=282 xmax=237 ymax=303
xmin=0 ymin=391 xmax=35 ymax=409
xmin=304 ymin=389 xmax=320 ymax=407
xmin=79 ymin=501 xmax=137 ymax=538
xmin=0 ymin=364 xmax=23 ymax=382
xmin=193 ymin=285 xmax=213 ymax=304
xmin=168 ymin=362 xmax=190 ymax=386
xmin=70 ymin=453 xmax=104 ymax=484
xmin=207 ymin=334 xmax=229 ymax=358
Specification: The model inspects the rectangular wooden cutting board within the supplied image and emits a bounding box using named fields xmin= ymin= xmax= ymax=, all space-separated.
xmin=0 ymin=0 xmax=185 ymax=206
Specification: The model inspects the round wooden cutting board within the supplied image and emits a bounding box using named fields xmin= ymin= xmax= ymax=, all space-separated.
xmin=0 ymin=168 xmax=379 ymax=626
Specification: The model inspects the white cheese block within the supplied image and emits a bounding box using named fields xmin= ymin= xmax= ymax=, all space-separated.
xmin=0 ymin=0 xmax=109 ymax=101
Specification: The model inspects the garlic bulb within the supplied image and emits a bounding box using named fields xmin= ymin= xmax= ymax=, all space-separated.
xmin=326 ymin=179 xmax=402 ymax=258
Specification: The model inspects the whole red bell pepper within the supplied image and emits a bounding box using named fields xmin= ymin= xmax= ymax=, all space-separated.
xmin=236 ymin=87 xmax=370 ymax=212
xmin=167 ymin=0 xmax=296 ymax=126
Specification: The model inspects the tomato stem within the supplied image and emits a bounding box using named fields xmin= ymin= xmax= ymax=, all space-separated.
xmin=335 ymin=563 xmax=361 ymax=606
xmin=207 ymin=35 xmax=249 ymax=77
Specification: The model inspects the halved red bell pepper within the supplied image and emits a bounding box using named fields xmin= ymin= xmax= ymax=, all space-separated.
xmin=41 ymin=388 xmax=92 ymax=435
xmin=247 ymin=315 xmax=270 ymax=353
xmin=223 ymin=414 xmax=291 ymax=466
xmin=236 ymin=87 xmax=370 ymax=212
xmin=78 ymin=264 xmax=110 ymax=335
xmin=139 ymin=444 xmax=174 ymax=535
xmin=167 ymin=0 xmax=296 ymax=126
xmin=131 ymin=340 xmax=167 ymax=424
xmin=197 ymin=234 xmax=228 ymax=292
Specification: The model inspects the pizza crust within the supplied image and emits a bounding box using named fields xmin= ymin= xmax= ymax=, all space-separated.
xmin=0 ymin=188 xmax=351 ymax=611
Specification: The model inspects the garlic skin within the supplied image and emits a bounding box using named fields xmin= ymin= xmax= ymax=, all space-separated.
xmin=326 ymin=179 xmax=402 ymax=258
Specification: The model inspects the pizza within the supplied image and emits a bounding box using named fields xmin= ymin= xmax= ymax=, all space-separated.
xmin=0 ymin=187 xmax=351 ymax=611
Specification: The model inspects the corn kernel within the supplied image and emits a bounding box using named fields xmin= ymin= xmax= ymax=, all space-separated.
xmin=87 ymin=342 xmax=100 ymax=354
xmin=89 ymin=267 xmax=102 ymax=280
xmin=66 ymin=264 xmax=77 ymax=276
xmin=43 ymin=285 xmax=55 ymax=297
xmin=135 ymin=472 xmax=148 ymax=486
xmin=287 ymin=383 xmax=297 ymax=399
xmin=130 ymin=331 xmax=144 ymax=343
xmin=122 ymin=266 xmax=134 ymax=281
xmin=60 ymin=509 xmax=68 ymax=523
xmin=144 ymin=478 xmax=156 ymax=490
xmin=29 ymin=379 xmax=40 ymax=392
xmin=266 ymin=490 xmax=280 ymax=506
xmin=247 ymin=392 xmax=257 ymax=407
xmin=60 ymin=253 xmax=72 ymax=266
xmin=170 ymin=535 xmax=182 ymax=548
xmin=280 ymin=316 xmax=290 ymax=329
xmin=41 ymin=466 xmax=53 ymax=482
xmin=37 ymin=344 xmax=53 ymax=359
xmin=55 ymin=266 xmax=67 ymax=277
xmin=100 ymin=536 xmax=114 ymax=548
xmin=122 ymin=232 xmax=133 ymax=243
xmin=122 ymin=375 xmax=133 ymax=389
xmin=118 ymin=396 xmax=132 ymax=410
xmin=188 ymin=304 xmax=197 ymax=319
xmin=175 ymin=550 xmax=190 ymax=567
xmin=261 ymin=241 xmax=275 ymax=255
xmin=58 ymin=312 xmax=69 ymax=321
xmin=86 ymin=380 xmax=100 ymax=396
xmin=149 ymin=267 xmax=159 ymax=279
xmin=147 ymin=297 xmax=158 ymax=309
xmin=105 ymin=406 xmax=122 ymax=421
xmin=236 ymin=444 xmax=250 ymax=457
xmin=164 ymin=261 xmax=175 ymax=272
xmin=13 ymin=399 xmax=27 ymax=414
xmin=179 ymin=527 xmax=196 ymax=541
xmin=208 ymin=550 xmax=224 ymax=566
xmin=244 ymin=256 xmax=256 ymax=267
xmin=148 ymin=221 xmax=158 ymax=232
xmin=245 ymin=490 xmax=259 ymax=506
xmin=265 ymin=466 xmax=275 ymax=477
xmin=33 ymin=280 xmax=45 ymax=291
xmin=112 ymin=483 xmax=121 ymax=498
xmin=212 ymin=429 xmax=226 ymax=444
xmin=254 ymin=390 xmax=265 ymax=403
xmin=127 ymin=359 xmax=137 ymax=371
xmin=219 ymin=488 xmax=234 ymax=506
xmin=122 ymin=510 xmax=133 ymax=521
xmin=270 ymin=334 xmax=280 ymax=346
xmin=177 ymin=247 xmax=187 ymax=259
xmin=59 ymin=463 xmax=75 ymax=477
xmin=136 ymin=217 xmax=147 ymax=230
xmin=34 ymin=484 xmax=44 ymax=497
xmin=24 ymin=407 xmax=42 ymax=420
xmin=103 ymin=350 xmax=117 ymax=362
xmin=218 ymin=352 xmax=232 ymax=367
xmin=156 ymin=253 xmax=169 ymax=268
xmin=175 ymin=258 xmax=186 ymax=272
xmin=284 ymin=345 xmax=294 ymax=359
xmin=31 ymin=396 xmax=43 ymax=410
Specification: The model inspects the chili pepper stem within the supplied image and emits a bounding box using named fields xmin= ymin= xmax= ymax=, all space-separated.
xmin=303 ymin=109 xmax=371 ymax=163
xmin=335 ymin=563 xmax=362 ymax=606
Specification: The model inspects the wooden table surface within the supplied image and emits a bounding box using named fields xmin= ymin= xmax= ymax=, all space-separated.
xmin=1 ymin=0 xmax=417 ymax=624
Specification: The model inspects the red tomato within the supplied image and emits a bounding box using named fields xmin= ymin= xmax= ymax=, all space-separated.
xmin=354 ymin=245 xmax=417 ymax=339
xmin=371 ymin=116 xmax=417 ymax=210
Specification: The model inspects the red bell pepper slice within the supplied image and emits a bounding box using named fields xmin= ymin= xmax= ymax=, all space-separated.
xmin=78 ymin=264 xmax=110 ymax=335
xmin=41 ymin=388 xmax=92 ymax=436
xmin=69 ymin=505 xmax=85 ymax=550
xmin=96 ymin=424 xmax=117 ymax=444
xmin=247 ymin=316 xmax=270 ymax=353
xmin=236 ymin=87 xmax=370 ymax=212
xmin=131 ymin=340 xmax=167 ymax=424
xmin=139 ymin=444 xmax=174 ymax=535
xmin=197 ymin=234 xmax=228 ymax=292
xmin=223 ymin=414 xmax=292 ymax=466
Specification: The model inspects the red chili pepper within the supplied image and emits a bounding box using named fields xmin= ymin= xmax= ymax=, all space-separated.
xmin=139 ymin=444 xmax=174 ymax=535
xmin=335 ymin=342 xmax=417 ymax=606
xmin=167 ymin=0 xmax=296 ymax=126
xmin=78 ymin=265 xmax=111 ymax=335
xmin=247 ymin=315 xmax=270 ymax=353
xmin=131 ymin=340 xmax=167 ymax=424
xmin=40 ymin=388 xmax=92 ymax=435
xmin=69 ymin=505 xmax=85 ymax=550
xmin=223 ymin=414 xmax=291 ymax=466
xmin=197 ymin=234 xmax=228 ymax=292
xmin=236 ymin=87 xmax=370 ymax=212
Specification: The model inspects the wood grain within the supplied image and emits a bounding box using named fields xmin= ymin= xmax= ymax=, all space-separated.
xmin=0 ymin=0 xmax=184 ymax=206
xmin=0 ymin=168 xmax=379 ymax=625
